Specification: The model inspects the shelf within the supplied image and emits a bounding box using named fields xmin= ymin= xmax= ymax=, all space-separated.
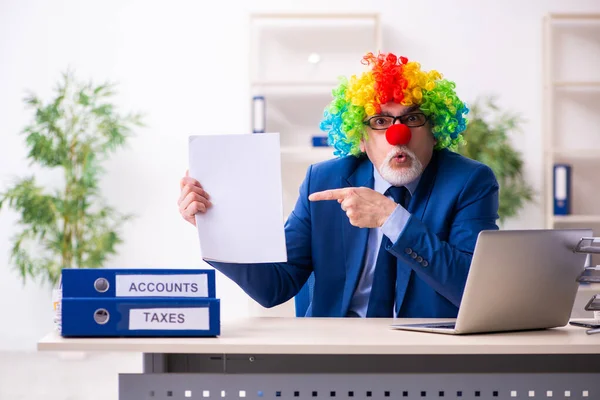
xmin=548 ymin=89 xmax=600 ymax=149
xmin=550 ymin=149 xmax=600 ymax=159
xmin=544 ymin=14 xmax=600 ymax=231
xmin=251 ymin=13 xmax=380 ymax=20
xmin=251 ymin=14 xmax=379 ymax=29
xmin=250 ymin=13 xmax=381 ymax=84
xmin=252 ymin=81 xmax=338 ymax=87
xmin=553 ymin=215 xmax=600 ymax=224
xmin=548 ymin=13 xmax=600 ymax=20
xmin=553 ymin=81 xmax=600 ymax=88
xmin=251 ymin=83 xmax=335 ymax=96
xmin=253 ymin=88 xmax=333 ymax=143
xmin=548 ymin=16 xmax=600 ymax=84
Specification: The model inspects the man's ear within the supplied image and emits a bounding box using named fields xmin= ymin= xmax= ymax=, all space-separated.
xmin=360 ymin=138 xmax=366 ymax=153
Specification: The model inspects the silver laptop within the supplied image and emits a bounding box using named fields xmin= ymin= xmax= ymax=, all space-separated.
xmin=392 ymin=229 xmax=591 ymax=335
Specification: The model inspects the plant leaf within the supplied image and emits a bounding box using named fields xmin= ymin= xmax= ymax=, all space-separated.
xmin=0 ymin=70 xmax=143 ymax=286
xmin=456 ymin=96 xmax=535 ymax=223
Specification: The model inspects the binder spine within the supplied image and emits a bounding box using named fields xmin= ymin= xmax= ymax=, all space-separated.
xmin=311 ymin=136 xmax=330 ymax=147
xmin=60 ymin=269 xmax=221 ymax=338
xmin=60 ymin=298 xmax=220 ymax=337
xmin=61 ymin=269 xmax=216 ymax=298
xmin=252 ymin=95 xmax=266 ymax=133
xmin=553 ymin=164 xmax=571 ymax=215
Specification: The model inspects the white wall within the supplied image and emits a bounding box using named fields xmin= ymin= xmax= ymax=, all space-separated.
xmin=1 ymin=0 xmax=599 ymax=351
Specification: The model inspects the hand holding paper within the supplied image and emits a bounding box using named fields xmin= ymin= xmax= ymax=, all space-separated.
xmin=186 ymin=133 xmax=287 ymax=264
xmin=179 ymin=171 xmax=212 ymax=226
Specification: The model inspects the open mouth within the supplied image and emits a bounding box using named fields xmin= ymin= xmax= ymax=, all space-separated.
xmin=393 ymin=152 xmax=410 ymax=164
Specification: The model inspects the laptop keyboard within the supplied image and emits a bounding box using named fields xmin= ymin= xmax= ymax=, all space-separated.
xmin=407 ymin=322 xmax=456 ymax=329
xmin=429 ymin=323 xmax=456 ymax=329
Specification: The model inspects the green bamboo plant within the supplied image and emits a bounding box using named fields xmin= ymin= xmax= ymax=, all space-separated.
xmin=0 ymin=71 xmax=143 ymax=285
xmin=455 ymin=96 xmax=535 ymax=224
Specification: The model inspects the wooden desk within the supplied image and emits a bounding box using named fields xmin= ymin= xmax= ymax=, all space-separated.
xmin=38 ymin=318 xmax=600 ymax=400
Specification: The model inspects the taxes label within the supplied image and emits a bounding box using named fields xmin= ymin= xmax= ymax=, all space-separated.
xmin=129 ymin=308 xmax=209 ymax=330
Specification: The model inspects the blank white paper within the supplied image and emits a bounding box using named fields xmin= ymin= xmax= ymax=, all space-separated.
xmin=188 ymin=133 xmax=287 ymax=263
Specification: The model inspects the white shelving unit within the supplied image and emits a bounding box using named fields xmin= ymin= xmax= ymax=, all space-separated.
xmin=543 ymin=14 xmax=600 ymax=221
xmin=543 ymin=13 xmax=600 ymax=317
xmin=248 ymin=13 xmax=382 ymax=317
xmin=250 ymin=12 xmax=381 ymax=215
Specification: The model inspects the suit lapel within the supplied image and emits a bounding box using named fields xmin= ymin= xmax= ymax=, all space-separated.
xmin=340 ymin=157 xmax=373 ymax=316
xmin=394 ymin=149 xmax=442 ymax=315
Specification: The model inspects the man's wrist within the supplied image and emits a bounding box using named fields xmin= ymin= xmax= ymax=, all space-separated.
xmin=381 ymin=203 xmax=411 ymax=244
xmin=379 ymin=200 xmax=399 ymax=227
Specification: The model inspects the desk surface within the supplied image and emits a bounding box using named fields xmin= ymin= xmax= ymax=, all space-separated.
xmin=38 ymin=317 xmax=600 ymax=355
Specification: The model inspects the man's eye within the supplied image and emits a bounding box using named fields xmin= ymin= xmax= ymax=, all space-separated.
xmin=406 ymin=114 xmax=418 ymax=122
xmin=374 ymin=118 xmax=388 ymax=125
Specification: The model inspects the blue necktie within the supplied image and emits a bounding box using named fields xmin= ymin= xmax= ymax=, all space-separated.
xmin=366 ymin=186 xmax=408 ymax=318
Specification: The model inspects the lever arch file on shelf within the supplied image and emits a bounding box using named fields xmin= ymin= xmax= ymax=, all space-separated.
xmin=61 ymin=268 xmax=216 ymax=298
xmin=61 ymin=297 xmax=220 ymax=337
xmin=252 ymin=95 xmax=266 ymax=133
xmin=553 ymin=164 xmax=571 ymax=215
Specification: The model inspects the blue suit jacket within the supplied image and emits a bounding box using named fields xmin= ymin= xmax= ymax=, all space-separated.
xmin=207 ymin=148 xmax=499 ymax=318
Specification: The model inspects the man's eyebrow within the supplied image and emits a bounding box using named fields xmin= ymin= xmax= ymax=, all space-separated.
xmin=377 ymin=105 xmax=420 ymax=117
xmin=402 ymin=105 xmax=420 ymax=115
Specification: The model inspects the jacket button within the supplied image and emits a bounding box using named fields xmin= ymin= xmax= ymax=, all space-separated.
xmin=411 ymin=252 xmax=418 ymax=259
xmin=404 ymin=248 xmax=412 ymax=255
xmin=416 ymin=256 xmax=423 ymax=263
xmin=422 ymin=260 xmax=429 ymax=267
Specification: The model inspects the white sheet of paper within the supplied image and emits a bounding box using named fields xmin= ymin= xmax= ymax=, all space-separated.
xmin=188 ymin=133 xmax=287 ymax=263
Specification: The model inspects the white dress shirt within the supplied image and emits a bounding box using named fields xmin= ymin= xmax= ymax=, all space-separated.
xmin=346 ymin=168 xmax=421 ymax=317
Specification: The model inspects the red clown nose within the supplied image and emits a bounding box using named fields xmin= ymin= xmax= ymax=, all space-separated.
xmin=385 ymin=124 xmax=412 ymax=146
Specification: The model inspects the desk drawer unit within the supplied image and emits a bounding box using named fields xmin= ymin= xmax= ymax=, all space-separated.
xmin=119 ymin=354 xmax=600 ymax=400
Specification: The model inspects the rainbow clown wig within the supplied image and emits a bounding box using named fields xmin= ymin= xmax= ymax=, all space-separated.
xmin=320 ymin=52 xmax=468 ymax=157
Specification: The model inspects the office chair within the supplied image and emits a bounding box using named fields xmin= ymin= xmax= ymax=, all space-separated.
xmin=294 ymin=272 xmax=315 ymax=317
